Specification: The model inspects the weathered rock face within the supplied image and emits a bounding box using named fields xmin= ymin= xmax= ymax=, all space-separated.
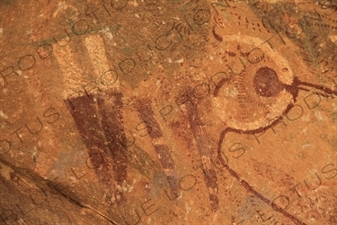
xmin=1 ymin=0 xmax=337 ymax=224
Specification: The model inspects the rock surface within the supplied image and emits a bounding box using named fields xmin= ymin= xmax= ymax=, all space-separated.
xmin=0 ymin=0 xmax=337 ymax=224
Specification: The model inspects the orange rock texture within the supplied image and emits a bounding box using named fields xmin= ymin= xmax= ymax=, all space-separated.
xmin=0 ymin=0 xmax=337 ymax=224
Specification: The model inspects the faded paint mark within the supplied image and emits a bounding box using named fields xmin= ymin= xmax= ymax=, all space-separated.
xmin=65 ymin=94 xmax=114 ymax=201
xmin=66 ymin=91 xmax=128 ymax=204
xmin=133 ymin=98 xmax=179 ymax=195
xmin=184 ymin=98 xmax=220 ymax=212
xmin=97 ymin=91 xmax=128 ymax=202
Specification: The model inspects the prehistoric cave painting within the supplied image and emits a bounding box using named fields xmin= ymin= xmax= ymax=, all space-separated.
xmin=65 ymin=91 xmax=128 ymax=204
xmin=53 ymin=34 xmax=130 ymax=204
xmin=168 ymin=32 xmax=337 ymax=223
xmin=54 ymin=33 xmax=182 ymax=205
xmin=130 ymin=97 xmax=180 ymax=197
xmin=52 ymin=22 xmax=336 ymax=224
xmin=210 ymin=36 xmax=337 ymax=162
xmin=175 ymin=91 xmax=220 ymax=212
xmin=204 ymin=35 xmax=337 ymax=225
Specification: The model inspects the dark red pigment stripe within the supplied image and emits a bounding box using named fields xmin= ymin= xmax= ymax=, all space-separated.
xmin=97 ymin=92 xmax=128 ymax=202
xmin=65 ymin=91 xmax=128 ymax=204
xmin=216 ymin=119 xmax=307 ymax=223
xmin=134 ymin=98 xmax=178 ymax=194
xmin=223 ymin=163 xmax=307 ymax=225
xmin=184 ymin=100 xmax=220 ymax=212
xmin=65 ymin=94 xmax=115 ymax=199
